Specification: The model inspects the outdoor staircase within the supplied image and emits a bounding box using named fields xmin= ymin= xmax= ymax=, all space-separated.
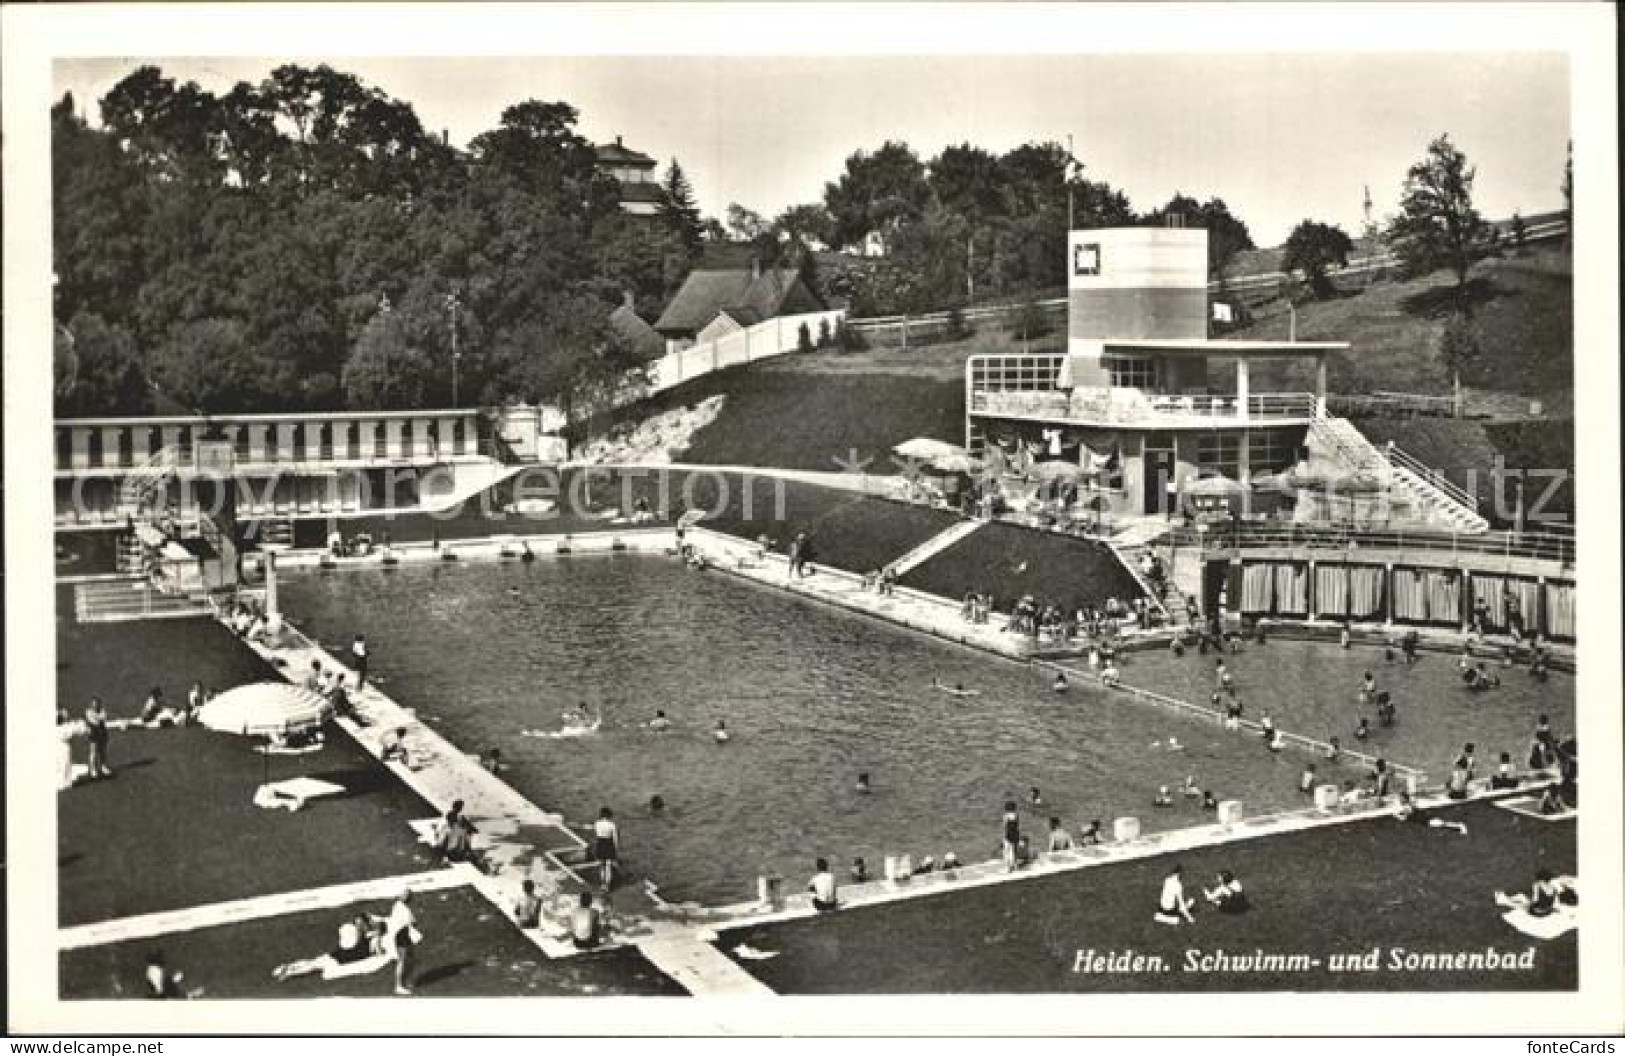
xmin=1307 ymin=412 xmax=1489 ymax=533
xmin=886 ymin=518 xmax=988 ymax=576
xmin=256 ymin=518 xmax=295 ymax=549
xmin=1109 ymin=538 xmax=1180 ymax=624
xmin=114 ymin=531 xmax=146 ymax=575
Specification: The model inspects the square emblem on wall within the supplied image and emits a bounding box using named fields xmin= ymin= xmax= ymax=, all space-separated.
xmin=1073 ymin=242 xmax=1101 ymax=276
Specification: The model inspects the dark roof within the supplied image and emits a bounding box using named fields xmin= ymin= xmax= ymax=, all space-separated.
xmin=716 ymin=306 xmax=765 ymax=327
xmin=653 ymin=267 xmax=825 ymax=335
xmin=616 ymin=181 xmax=666 ymax=204
xmin=608 ymin=304 xmax=666 ymax=361
xmin=595 ymin=141 xmax=657 ymax=167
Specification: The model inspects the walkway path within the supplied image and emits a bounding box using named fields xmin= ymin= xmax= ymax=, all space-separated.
xmin=59 ymin=867 xmax=470 ymax=951
xmin=887 ymin=518 xmax=987 ymax=576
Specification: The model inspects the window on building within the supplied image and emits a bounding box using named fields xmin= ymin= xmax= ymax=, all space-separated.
xmin=1248 ymin=430 xmax=1294 ymax=473
xmin=1104 ymin=354 xmax=1158 ymax=389
xmin=1197 ymin=434 xmax=1241 ymax=480
xmin=970 ymin=354 xmax=1063 ymax=392
xmin=234 ymin=426 xmax=250 ymax=460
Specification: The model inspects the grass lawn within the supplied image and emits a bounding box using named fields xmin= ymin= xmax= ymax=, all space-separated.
xmin=722 ymin=800 xmax=1576 ymax=993
xmin=572 ymin=368 xmax=969 ymax=474
xmin=673 ymin=472 xmax=963 ymax=574
xmin=899 ymin=521 xmax=1145 ymax=613
xmin=57 ymin=601 xmax=440 ymax=926
xmin=1350 ymin=417 xmax=1575 ymax=524
xmin=1238 ymin=247 xmax=1572 ymax=406
xmin=60 ymin=884 xmax=682 ymax=999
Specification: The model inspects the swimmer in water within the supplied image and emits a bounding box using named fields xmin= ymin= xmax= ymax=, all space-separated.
xmin=507 ymin=586 xmax=521 ymax=597
xmin=1268 ymin=730 xmax=1285 ymax=752
xmin=649 ymin=794 xmax=665 ymax=814
xmin=1182 ymin=775 xmax=1201 ymax=798
xmin=1053 ymin=673 xmax=1069 ymax=693
xmin=713 ymin=720 xmax=730 ymax=744
xmin=1153 ymin=786 xmax=1174 ymax=807
xmin=1354 ymin=717 xmax=1371 ymax=741
xmin=1202 ymin=789 xmax=1219 ymax=811
xmin=649 ymin=710 xmax=671 ymax=731
xmin=1029 ymin=786 xmax=1043 ymax=808
xmin=520 ymin=541 xmax=536 ymax=563
xmin=856 ymin=772 xmax=872 ymax=794
xmin=1167 ymin=737 xmax=1184 ymax=752
xmin=932 ymin=678 xmax=980 ymax=698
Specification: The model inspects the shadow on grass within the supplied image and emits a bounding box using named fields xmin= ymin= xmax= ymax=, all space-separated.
xmin=1401 ymin=276 xmax=1505 ymax=318
xmin=415 ymin=961 xmax=475 ymax=988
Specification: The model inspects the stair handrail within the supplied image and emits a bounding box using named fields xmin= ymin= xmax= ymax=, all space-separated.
xmin=1382 ymin=440 xmax=1481 ymax=514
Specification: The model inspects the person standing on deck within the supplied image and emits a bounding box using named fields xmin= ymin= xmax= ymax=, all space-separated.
xmin=84 ymin=697 xmax=112 ymax=779
xmin=383 ymin=890 xmax=419 ymax=996
xmin=1001 ymin=801 xmax=1021 ymax=871
xmin=350 ymin=635 xmax=369 ymax=689
xmin=593 ymin=807 xmax=620 ymax=892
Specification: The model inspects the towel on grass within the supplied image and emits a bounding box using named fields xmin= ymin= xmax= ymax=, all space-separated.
xmin=1496 ymin=877 xmax=1579 ymax=940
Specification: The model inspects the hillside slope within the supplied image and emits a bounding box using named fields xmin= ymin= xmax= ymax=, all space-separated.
xmin=1238 ymin=245 xmax=1572 ymax=411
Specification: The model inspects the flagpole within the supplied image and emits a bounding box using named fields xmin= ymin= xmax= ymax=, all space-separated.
xmin=1067 ymin=134 xmax=1075 ymax=231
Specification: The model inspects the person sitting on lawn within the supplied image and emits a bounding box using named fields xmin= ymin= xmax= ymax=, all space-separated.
xmin=1078 ymin=819 xmax=1103 ymax=845
xmin=272 ymin=920 xmax=377 ymax=981
xmin=1046 ymin=816 xmax=1074 ymax=852
xmin=1495 ymin=870 xmax=1565 ymax=918
xmin=1154 ymin=864 xmax=1197 ymax=925
xmin=1203 ymin=870 xmax=1250 ymax=914
xmin=571 ymin=891 xmax=604 ymax=949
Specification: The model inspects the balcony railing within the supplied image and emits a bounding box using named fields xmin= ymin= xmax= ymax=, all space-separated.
xmin=970 ymin=387 xmax=1319 ymax=425
xmin=1168 ymin=521 xmax=1576 ymax=566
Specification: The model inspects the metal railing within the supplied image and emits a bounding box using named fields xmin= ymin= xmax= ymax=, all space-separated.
xmin=1166 ymin=521 xmax=1575 ymax=566
xmin=1383 ymin=440 xmax=1481 ymax=514
xmin=971 ymin=387 xmax=1318 ymax=424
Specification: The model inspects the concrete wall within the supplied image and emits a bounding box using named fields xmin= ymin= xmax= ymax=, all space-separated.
xmin=1067 ymin=228 xmax=1208 ymax=343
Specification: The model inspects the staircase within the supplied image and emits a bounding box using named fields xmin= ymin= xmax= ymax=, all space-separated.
xmin=1109 ymin=539 xmax=1180 ymax=624
xmin=114 ymin=531 xmax=146 ymax=575
xmin=887 ymin=518 xmax=987 ymax=576
xmin=1307 ymin=412 xmax=1489 ymax=533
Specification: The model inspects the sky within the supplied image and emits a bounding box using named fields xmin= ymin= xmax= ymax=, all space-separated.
xmin=55 ymin=51 xmax=1569 ymax=248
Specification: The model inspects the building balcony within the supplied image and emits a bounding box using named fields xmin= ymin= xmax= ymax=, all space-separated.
xmin=968 ymin=387 xmax=1320 ymax=428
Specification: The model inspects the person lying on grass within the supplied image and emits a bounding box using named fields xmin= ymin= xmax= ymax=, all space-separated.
xmin=272 ymin=917 xmax=386 ymax=981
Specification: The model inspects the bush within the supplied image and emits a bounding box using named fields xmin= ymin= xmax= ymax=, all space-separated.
xmin=838 ymin=321 xmax=869 ymax=353
xmin=1009 ymin=298 xmax=1050 ymax=340
xmin=796 ymin=321 xmax=814 ymax=353
xmin=946 ymin=305 xmax=970 ymax=341
xmin=817 ymin=318 xmax=832 ymax=348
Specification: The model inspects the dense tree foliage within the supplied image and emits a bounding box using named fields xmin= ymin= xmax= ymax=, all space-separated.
xmin=55 ymin=64 xmax=1260 ymax=414
xmin=53 ymin=65 xmax=635 ymax=417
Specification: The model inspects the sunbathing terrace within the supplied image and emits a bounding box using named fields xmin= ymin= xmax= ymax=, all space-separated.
xmin=53 ymin=463 xmax=1579 ymax=1000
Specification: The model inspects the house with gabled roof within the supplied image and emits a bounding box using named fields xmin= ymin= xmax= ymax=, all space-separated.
xmin=653 ymin=259 xmax=827 ymax=354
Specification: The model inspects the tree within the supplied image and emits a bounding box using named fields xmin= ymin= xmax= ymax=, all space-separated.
xmin=1509 ymin=211 xmax=1527 ymax=254
xmin=658 ymin=159 xmax=704 ymax=255
xmin=725 ymin=203 xmax=770 ymax=241
xmin=1436 ymin=312 xmax=1480 ymax=417
xmin=823 ymin=141 xmax=931 ymax=251
xmin=54 ymin=312 xmax=150 ymax=417
xmin=1385 ymin=134 xmax=1493 ymax=304
xmin=485 ymin=292 xmax=647 ymax=425
xmin=149 ymin=317 xmax=263 ymax=414
xmin=343 ymin=306 xmax=436 ymax=410
xmin=1143 ymin=194 xmax=1254 ymax=279
xmin=1281 ymin=219 xmax=1354 ymax=300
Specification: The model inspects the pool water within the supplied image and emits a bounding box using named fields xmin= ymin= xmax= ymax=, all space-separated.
xmin=1122 ymin=638 xmax=1574 ymax=780
xmin=281 ymin=558 xmax=1371 ymax=905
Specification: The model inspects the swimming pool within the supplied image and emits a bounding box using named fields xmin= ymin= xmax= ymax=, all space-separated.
xmin=1122 ymin=637 xmax=1574 ymax=779
xmin=280 ymin=557 xmax=1372 ymax=904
